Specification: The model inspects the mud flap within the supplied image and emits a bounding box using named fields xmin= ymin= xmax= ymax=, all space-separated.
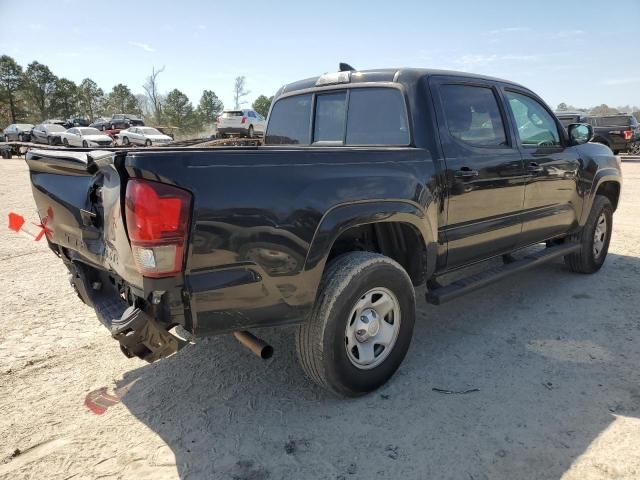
xmin=111 ymin=306 xmax=186 ymax=363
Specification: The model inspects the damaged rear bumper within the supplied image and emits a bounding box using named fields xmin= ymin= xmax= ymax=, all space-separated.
xmin=70 ymin=262 xmax=186 ymax=362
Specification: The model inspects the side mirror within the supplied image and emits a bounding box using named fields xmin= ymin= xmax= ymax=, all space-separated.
xmin=568 ymin=123 xmax=593 ymax=146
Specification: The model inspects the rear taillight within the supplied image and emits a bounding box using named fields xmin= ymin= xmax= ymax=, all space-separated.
xmin=241 ymin=116 xmax=246 ymax=124
xmin=623 ymin=130 xmax=633 ymax=141
xmin=125 ymin=179 xmax=191 ymax=278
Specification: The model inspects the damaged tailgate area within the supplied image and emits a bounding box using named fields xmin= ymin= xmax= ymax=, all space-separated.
xmin=26 ymin=148 xmax=189 ymax=362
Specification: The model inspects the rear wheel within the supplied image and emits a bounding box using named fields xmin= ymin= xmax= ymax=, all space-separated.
xmin=18 ymin=133 xmax=24 ymax=142
xmin=63 ymin=138 xmax=69 ymax=147
xmin=122 ymin=137 xmax=130 ymax=146
xmin=564 ymin=195 xmax=613 ymax=273
xmin=47 ymin=136 xmax=53 ymax=145
xmin=82 ymin=140 xmax=88 ymax=148
xmin=247 ymin=125 xmax=254 ymax=138
xmin=296 ymin=252 xmax=415 ymax=396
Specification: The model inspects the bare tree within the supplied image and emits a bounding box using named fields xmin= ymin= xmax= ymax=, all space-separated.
xmin=143 ymin=65 xmax=165 ymax=123
xmin=233 ymin=76 xmax=250 ymax=109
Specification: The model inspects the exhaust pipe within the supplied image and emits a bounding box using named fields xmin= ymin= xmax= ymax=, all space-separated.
xmin=233 ymin=331 xmax=274 ymax=360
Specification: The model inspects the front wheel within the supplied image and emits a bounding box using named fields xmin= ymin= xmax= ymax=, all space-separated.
xmin=63 ymin=138 xmax=69 ymax=147
xmin=18 ymin=133 xmax=24 ymax=142
xmin=565 ymin=195 xmax=613 ymax=273
xmin=296 ymin=252 xmax=415 ymax=397
xmin=82 ymin=140 xmax=88 ymax=148
xmin=122 ymin=137 xmax=130 ymax=146
xmin=145 ymin=139 xmax=152 ymax=147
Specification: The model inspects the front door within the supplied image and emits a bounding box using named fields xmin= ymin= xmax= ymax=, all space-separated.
xmin=431 ymin=78 xmax=526 ymax=269
xmin=502 ymin=89 xmax=582 ymax=244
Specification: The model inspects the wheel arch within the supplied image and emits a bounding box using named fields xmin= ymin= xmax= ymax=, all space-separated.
xmin=580 ymin=171 xmax=621 ymax=224
xmin=302 ymin=200 xmax=438 ymax=298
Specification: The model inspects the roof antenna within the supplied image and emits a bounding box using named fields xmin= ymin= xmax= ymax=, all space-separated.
xmin=339 ymin=63 xmax=355 ymax=72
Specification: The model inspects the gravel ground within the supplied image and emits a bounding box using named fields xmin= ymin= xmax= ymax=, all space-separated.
xmin=0 ymin=156 xmax=639 ymax=480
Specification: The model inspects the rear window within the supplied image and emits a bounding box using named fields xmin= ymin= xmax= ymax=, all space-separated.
xmin=557 ymin=116 xmax=580 ymax=127
xmin=265 ymin=94 xmax=312 ymax=145
xmin=346 ymin=88 xmax=409 ymax=145
xmin=595 ymin=115 xmax=633 ymax=127
xmin=223 ymin=111 xmax=244 ymax=118
xmin=314 ymin=91 xmax=347 ymax=143
xmin=265 ymin=87 xmax=409 ymax=146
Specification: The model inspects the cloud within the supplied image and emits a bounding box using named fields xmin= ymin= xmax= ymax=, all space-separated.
xmin=602 ymin=77 xmax=640 ymax=86
xmin=487 ymin=27 xmax=530 ymax=35
xmin=129 ymin=41 xmax=155 ymax=52
xmin=553 ymin=29 xmax=585 ymax=38
xmin=454 ymin=53 xmax=542 ymax=68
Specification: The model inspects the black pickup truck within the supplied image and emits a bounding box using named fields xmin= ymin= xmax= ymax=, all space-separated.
xmin=556 ymin=112 xmax=640 ymax=154
xmin=25 ymin=67 xmax=622 ymax=396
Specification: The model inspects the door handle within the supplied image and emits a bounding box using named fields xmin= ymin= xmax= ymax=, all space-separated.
xmin=528 ymin=162 xmax=544 ymax=173
xmin=455 ymin=167 xmax=479 ymax=178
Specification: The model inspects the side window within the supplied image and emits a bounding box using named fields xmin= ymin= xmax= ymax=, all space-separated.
xmin=346 ymin=88 xmax=409 ymax=145
xmin=265 ymin=94 xmax=312 ymax=145
xmin=314 ymin=91 xmax=347 ymax=143
xmin=69 ymin=128 xmax=77 ymax=135
xmin=440 ymin=84 xmax=507 ymax=147
xmin=505 ymin=91 xmax=561 ymax=147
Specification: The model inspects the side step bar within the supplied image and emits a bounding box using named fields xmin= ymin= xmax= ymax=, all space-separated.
xmin=426 ymin=242 xmax=581 ymax=305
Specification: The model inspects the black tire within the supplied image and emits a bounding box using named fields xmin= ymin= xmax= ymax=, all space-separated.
xmin=564 ymin=195 xmax=613 ymax=274
xmin=122 ymin=137 xmax=130 ymax=146
xmin=110 ymin=124 xmax=115 ymax=130
xmin=145 ymin=139 xmax=152 ymax=147
xmin=63 ymin=138 xmax=69 ymax=147
xmin=82 ymin=140 xmax=88 ymax=148
xmin=248 ymin=125 xmax=254 ymax=138
xmin=296 ymin=252 xmax=416 ymax=397
xmin=18 ymin=133 xmax=24 ymax=142
xmin=613 ymin=150 xmax=620 ymax=155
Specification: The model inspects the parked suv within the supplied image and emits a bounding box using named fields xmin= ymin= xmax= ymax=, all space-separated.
xmin=2 ymin=123 xmax=34 ymax=142
xmin=217 ymin=109 xmax=266 ymax=138
xmin=108 ymin=114 xmax=144 ymax=130
xmin=556 ymin=112 xmax=639 ymax=154
xmin=25 ymin=67 xmax=621 ymax=397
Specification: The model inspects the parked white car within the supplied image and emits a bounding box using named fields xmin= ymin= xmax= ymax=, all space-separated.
xmin=217 ymin=109 xmax=266 ymax=138
xmin=60 ymin=127 xmax=113 ymax=148
xmin=118 ymin=127 xmax=173 ymax=146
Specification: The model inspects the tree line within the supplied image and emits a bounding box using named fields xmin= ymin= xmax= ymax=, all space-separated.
xmin=557 ymin=102 xmax=640 ymax=120
xmin=0 ymin=55 xmax=274 ymax=134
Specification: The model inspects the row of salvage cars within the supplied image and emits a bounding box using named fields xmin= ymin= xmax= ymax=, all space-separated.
xmin=1 ymin=122 xmax=173 ymax=148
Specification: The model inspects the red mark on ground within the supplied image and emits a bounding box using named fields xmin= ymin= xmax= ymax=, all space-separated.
xmin=8 ymin=212 xmax=25 ymax=232
xmin=84 ymin=387 xmax=121 ymax=415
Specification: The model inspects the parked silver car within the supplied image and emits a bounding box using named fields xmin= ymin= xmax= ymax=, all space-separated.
xmin=2 ymin=123 xmax=34 ymax=142
xmin=59 ymin=127 xmax=113 ymax=148
xmin=31 ymin=124 xmax=67 ymax=145
xmin=117 ymin=127 xmax=173 ymax=146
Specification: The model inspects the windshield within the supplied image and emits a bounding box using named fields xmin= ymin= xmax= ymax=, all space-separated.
xmin=79 ymin=128 xmax=101 ymax=135
xmin=140 ymin=127 xmax=161 ymax=135
xmin=47 ymin=125 xmax=66 ymax=132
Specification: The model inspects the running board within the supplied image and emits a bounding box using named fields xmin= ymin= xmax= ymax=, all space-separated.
xmin=426 ymin=243 xmax=581 ymax=305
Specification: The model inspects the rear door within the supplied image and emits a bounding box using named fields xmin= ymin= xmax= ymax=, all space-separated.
xmin=502 ymin=89 xmax=581 ymax=243
xmin=430 ymin=77 xmax=526 ymax=268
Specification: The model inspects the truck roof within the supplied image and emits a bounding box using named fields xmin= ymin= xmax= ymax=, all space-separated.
xmin=277 ymin=67 xmax=527 ymax=97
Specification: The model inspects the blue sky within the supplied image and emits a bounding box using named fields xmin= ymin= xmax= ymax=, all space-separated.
xmin=1 ymin=0 xmax=639 ymax=111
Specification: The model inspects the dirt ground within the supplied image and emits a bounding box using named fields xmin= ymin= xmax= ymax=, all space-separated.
xmin=0 ymin=156 xmax=639 ymax=480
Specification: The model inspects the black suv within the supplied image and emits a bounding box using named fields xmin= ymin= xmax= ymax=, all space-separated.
xmin=108 ymin=114 xmax=144 ymax=130
xmin=556 ymin=112 xmax=639 ymax=154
